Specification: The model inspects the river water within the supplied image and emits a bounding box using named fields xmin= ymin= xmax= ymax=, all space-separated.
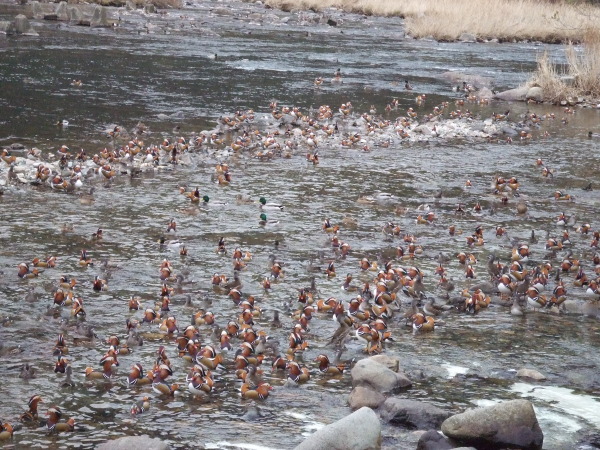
xmin=1 ymin=1 xmax=600 ymax=449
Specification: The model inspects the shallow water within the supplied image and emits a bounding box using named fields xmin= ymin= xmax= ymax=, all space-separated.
xmin=1 ymin=1 xmax=600 ymax=449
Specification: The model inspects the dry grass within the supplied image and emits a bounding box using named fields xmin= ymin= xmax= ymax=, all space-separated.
xmin=261 ymin=0 xmax=600 ymax=43
xmin=530 ymin=28 xmax=600 ymax=102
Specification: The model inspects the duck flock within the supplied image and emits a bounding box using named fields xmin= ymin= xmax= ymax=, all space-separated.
xmin=0 ymin=93 xmax=599 ymax=445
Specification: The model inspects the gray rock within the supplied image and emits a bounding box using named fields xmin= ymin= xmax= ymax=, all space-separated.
xmin=380 ymin=398 xmax=451 ymax=429
xmin=526 ymin=86 xmax=544 ymax=102
xmin=91 ymin=5 xmax=108 ymax=27
xmin=68 ymin=6 xmax=82 ymax=22
xmin=494 ymin=86 xmax=529 ymax=102
xmin=459 ymin=33 xmax=476 ymax=42
xmin=516 ymin=368 xmax=546 ymax=381
xmin=351 ymin=358 xmax=412 ymax=393
xmin=441 ymin=399 xmax=543 ymax=449
xmin=439 ymin=71 xmax=493 ymax=88
xmin=97 ymin=435 xmax=170 ymax=450
xmin=416 ymin=430 xmax=456 ymax=450
xmin=144 ymin=4 xmax=156 ymax=14
xmin=413 ymin=125 xmax=432 ymax=135
xmin=348 ymin=386 xmax=386 ymax=410
xmin=55 ymin=2 xmax=69 ymax=21
xmin=500 ymin=125 xmax=518 ymax=137
xmin=294 ymin=407 xmax=381 ymax=450
xmin=0 ymin=20 xmax=15 ymax=35
xmin=477 ymin=87 xmax=494 ymax=100
xmin=369 ymin=355 xmax=399 ymax=372
xmin=125 ymin=0 xmax=137 ymax=10
xmin=14 ymin=15 xmax=38 ymax=35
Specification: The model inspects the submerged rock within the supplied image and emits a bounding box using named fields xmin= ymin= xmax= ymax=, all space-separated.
xmin=380 ymin=398 xmax=451 ymax=429
xmin=441 ymin=399 xmax=543 ymax=449
xmin=348 ymin=386 xmax=386 ymax=410
xmin=416 ymin=430 xmax=458 ymax=450
xmin=294 ymin=407 xmax=381 ymax=450
xmin=351 ymin=358 xmax=412 ymax=393
xmin=97 ymin=435 xmax=170 ymax=450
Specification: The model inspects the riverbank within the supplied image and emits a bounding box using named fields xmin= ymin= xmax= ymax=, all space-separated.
xmin=258 ymin=0 xmax=600 ymax=43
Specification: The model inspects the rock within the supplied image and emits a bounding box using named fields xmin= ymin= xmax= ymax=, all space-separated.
xmin=294 ymin=407 xmax=381 ymax=450
xmin=526 ymin=86 xmax=544 ymax=102
xmin=14 ymin=14 xmax=38 ymax=35
xmin=494 ymin=86 xmax=529 ymax=102
xmin=516 ymin=368 xmax=546 ymax=381
xmin=500 ymin=125 xmax=518 ymax=137
xmin=327 ymin=18 xmax=337 ymax=26
xmin=441 ymin=399 xmax=543 ymax=449
xmin=416 ymin=430 xmax=456 ymax=450
xmin=516 ymin=201 xmax=527 ymax=214
xmin=144 ymin=4 xmax=156 ymax=14
xmin=413 ymin=125 xmax=432 ymax=135
xmin=439 ymin=71 xmax=493 ymax=89
xmin=125 ymin=0 xmax=137 ymax=9
xmin=351 ymin=358 xmax=412 ymax=393
xmin=97 ymin=435 xmax=170 ymax=450
xmin=380 ymin=398 xmax=451 ymax=430
xmin=0 ymin=20 xmax=15 ymax=35
xmin=348 ymin=386 xmax=385 ymax=410
xmin=477 ymin=87 xmax=494 ymax=100
xmin=68 ymin=6 xmax=82 ymax=22
xmin=90 ymin=5 xmax=108 ymax=27
xmin=459 ymin=33 xmax=476 ymax=42
xmin=55 ymin=1 xmax=69 ymax=21
xmin=369 ymin=355 xmax=399 ymax=372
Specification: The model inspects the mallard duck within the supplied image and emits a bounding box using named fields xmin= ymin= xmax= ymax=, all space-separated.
xmin=259 ymin=213 xmax=279 ymax=227
xmin=259 ymin=197 xmax=283 ymax=211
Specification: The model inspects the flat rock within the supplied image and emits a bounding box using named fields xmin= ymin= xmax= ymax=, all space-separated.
xmin=369 ymin=355 xmax=399 ymax=372
xmin=348 ymin=386 xmax=386 ymax=410
xmin=97 ymin=436 xmax=170 ymax=450
xmin=351 ymin=358 xmax=412 ymax=393
xmin=516 ymin=368 xmax=546 ymax=381
xmin=439 ymin=71 xmax=493 ymax=88
xmin=494 ymin=86 xmax=529 ymax=102
xmin=441 ymin=399 xmax=543 ymax=449
xmin=380 ymin=398 xmax=451 ymax=429
xmin=294 ymin=407 xmax=381 ymax=450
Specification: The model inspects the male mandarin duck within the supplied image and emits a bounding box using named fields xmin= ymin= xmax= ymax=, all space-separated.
xmin=92 ymin=276 xmax=107 ymax=291
xmin=241 ymin=382 xmax=273 ymax=400
xmin=54 ymin=334 xmax=68 ymax=356
xmin=286 ymin=360 xmax=310 ymax=383
xmin=325 ymin=261 xmax=336 ymax=277
xmin=79 ymin=250 xmax=93 ymax=266
xmin=196 ymin=345 xmax=223 ymax=370
xmin=159 ymin=316 xmax=179 ymax=335
xmin=131 ymin=396 xmax=150 ymax=415
xmin=32 ymin=256 xmax=57 ymax=268
xmin=411 ymin=313 xmax=435 ymax=332
xmin=126 ymin=363 xmax=153 ymax=387
xmin=129 ymin=296 xmax=142 ymax=311
xmin=315 ymin=354 xmax=344 ymax=375
xmin=85 ymin=355 xmax=117 ymax=380
xmin=54 ymin=356 xmax=69 ymax=374
xmin=188 ymin=373 xmax=214 ymax=397
xmin=20 ymin=394 xmax=43 ymax=424
xmin=526 ymin=287 xmax=547 ymax=310
xmin=46 ymin=406 xmax=75 ymax=433
xmin=18 ymin=263 xmax=39 ymax=279
xmin=0 ymin=423 xmax=14 ymax=440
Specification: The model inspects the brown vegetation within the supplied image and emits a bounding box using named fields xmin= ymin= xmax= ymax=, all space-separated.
xmin=530 ymin=28 xmax=600 ymax=102
xmin=261 ymin=0 xmax=600 ymax=43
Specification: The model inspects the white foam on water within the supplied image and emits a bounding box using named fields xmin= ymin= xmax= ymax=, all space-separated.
xmin=284 ymin=411 xmax=308 ymax=420
xmin=441 ymin=363 xmax=469 ymax=379
xmin=511 ymin=382 xmax=600 ymax=428
xmin=206 ymin=442 xmax=279 ymax=450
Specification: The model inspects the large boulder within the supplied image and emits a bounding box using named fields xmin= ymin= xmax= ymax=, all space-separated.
xmin=294 ymin=407 xmax=381 ymax=450
xmin=416 ymin=430 xmax=457 ymax=450
xmin=441 ymin=400 xmax=543 ymax=449
xmin=494 ymin=86 xmax=529 ymax=102
xmin=380 ymin=398 xmax=451 ymax=429
xmin=97 ymin=436 xmax=170 ymax=450
xmin=90 ymin=5 xmax=109 ymax=27
xmin=348 ymin=386 xmax=386 ymax=410
xmin=369 ymin=355 xmax=400 ymax=372
xmin=351 ymin=358 xmax=412 ymax=393
xmin=526 ymin=86 xmax=544 ymax=102
xmin=14 ymin=15 xmax=38 ymax=35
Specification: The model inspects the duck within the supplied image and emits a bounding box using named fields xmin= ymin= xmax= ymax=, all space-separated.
xmin=79 ymin=250 xmax=93 ymax=266
xmin=586 ymin=280 xmax=600 ymax=300
xmin=84 ymin=355 xmax=117 ymax=380
xmin=315 ymin=354 xmax=345 ymax=375
xmin=130 ymin=396 xmax=151 ymax=415
xmin=0 ymin=423 xmax=14 ymax=441
xmin=92 ymin=275 xmax=107 ymax=291
xmin=54 ymin=334 xmax=69 ymax=356
xmin=188 ymin=373 xmax=214 ymax=397
xmin=46 ymin=406 xmax=75 ymax=433
xmin=286 ymin=360 xmax=310 ymax=383
xmin=259 ymin=197 xmax=284 ymax=211
xmin=259 ymin=213 xmax=280 ymax=227
xmin=411 ymin=313 xmax=435 ymax=332
xmin=241 ymin=382 xmax=273 ymax=400
xmin=20 ymin=394 xmax=43 ymax=424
